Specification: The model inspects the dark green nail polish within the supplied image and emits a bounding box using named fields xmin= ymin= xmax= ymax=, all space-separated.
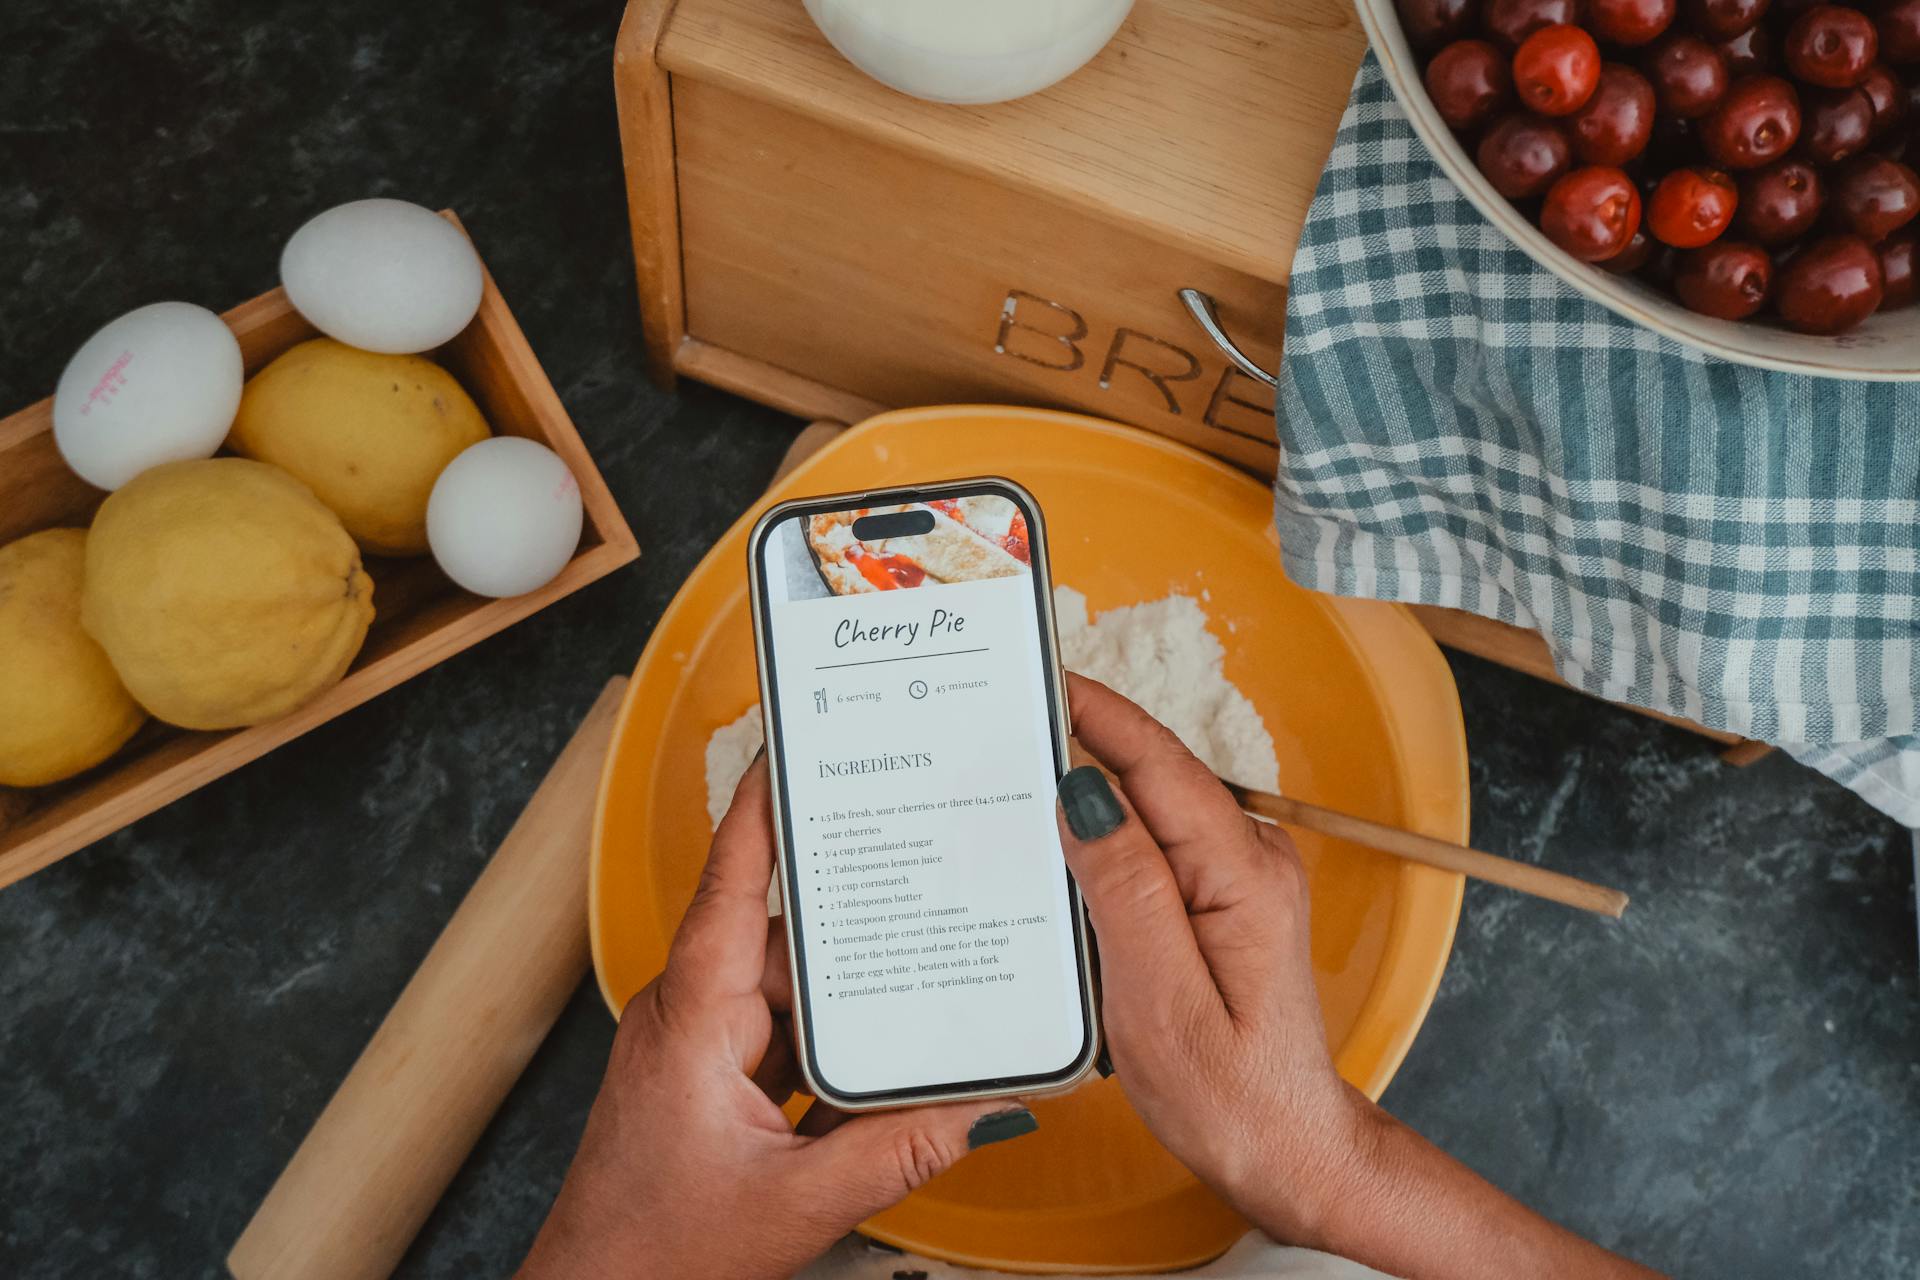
xmin=1059 ymin=766 xmax=1124 ymax=841
xmin=968 ymin=1106 xmax=1038 ymax=1150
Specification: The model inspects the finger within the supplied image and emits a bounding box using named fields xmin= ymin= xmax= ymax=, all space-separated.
xmin=1065 ymin=673 xmax=1276 ymax=893
xmin=1055 ymin=763 xmax=1222 ymax=1031
xmin=794 ymin=1101 xmax=1038 ymax=1225
xmin=1065 ymin=674 xmax=1296 ymax=1005
xmin=750 ymin=908 xmax=802 ymax=1103
xmin=750 ymin=1014 xmax=802 ymax=1104
xmin=761 ymin=917 xmax=793 ymax=1015
xmin=665 ymin=756 xmax=777 ymax=999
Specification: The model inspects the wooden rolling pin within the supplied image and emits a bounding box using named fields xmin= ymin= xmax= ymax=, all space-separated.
xmin=227 ymin=676 xmax=626 ymax=1280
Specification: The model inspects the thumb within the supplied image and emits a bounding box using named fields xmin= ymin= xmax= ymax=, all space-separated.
xmin=793 ymin=1100 xmax=1039 ymax=1225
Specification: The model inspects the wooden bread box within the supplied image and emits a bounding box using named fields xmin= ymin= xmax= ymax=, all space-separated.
xmin=613 ymin=0 xmax=1358 ymax=475
xmin=612 ymin=0 xmax=1765 ymax=761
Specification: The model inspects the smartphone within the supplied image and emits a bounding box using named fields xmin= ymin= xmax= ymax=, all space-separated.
xmin=747 ymin=477 xmax=1098 ymax=1111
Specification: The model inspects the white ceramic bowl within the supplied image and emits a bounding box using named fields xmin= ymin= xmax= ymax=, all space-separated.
xmin=1352 ymin=0 xmax=1920 ymax=379
xmin=803 ymin=0 xmax=1135 ymax=105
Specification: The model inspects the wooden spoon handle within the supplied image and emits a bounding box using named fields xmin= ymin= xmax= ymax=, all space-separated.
xmin=227 ymin=676 xmax=627 ymax=1280
xmin=1068 ymin=739 xmax=1625 ymax=918
xmin=1226 ymin=783 xmax=1628 ymax=919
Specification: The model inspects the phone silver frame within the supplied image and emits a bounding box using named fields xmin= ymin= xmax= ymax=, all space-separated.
xmin=745 ymin=476 xmax=1099 ymax=1112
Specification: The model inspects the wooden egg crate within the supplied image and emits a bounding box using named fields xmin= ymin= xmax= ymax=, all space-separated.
xmin=612 ymin=0 xmax=1766 ymax=762
xmin=0 ymin=213 xmax=639 ymax=890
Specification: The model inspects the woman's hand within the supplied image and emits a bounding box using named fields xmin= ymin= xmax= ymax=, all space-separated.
xmin=1057 ymin=673 xmax=1662 ymax=1280
xmin=1056 ymin=673 xmax=1362 ymax=1240
xmin=518 ymin=757 xmax=1035 ymax=1280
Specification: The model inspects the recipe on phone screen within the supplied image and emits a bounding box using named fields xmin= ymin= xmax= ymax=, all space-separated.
xmin=760 ymin=509 xmax=1086 ymax=1095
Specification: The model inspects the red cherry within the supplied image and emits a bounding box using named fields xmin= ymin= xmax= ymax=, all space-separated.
xmin=1719 ymin=24 xmax=1774 ymax=77
xmin=1648 ymin=165 xmax=1742 ymax=243
xmin=1799 ymin=86 xmax=1876 ymax=161
xmin=1673 ymin=240 xmax=1775 ymax=315
xmin=1515 ymin=25 xmax=1604 ymax=115
xmin=1828 ymin=154 xmax=1920 ymax=239
xmin=1879 ymin=229 xmax=1920 ymax=305
xmin=1603 ymin=226 xmax=1659 ymax=270
xmin=1858 ymin=64 xmax=1907 ymax=138
xmin=1774 ymin=233 xmax=1885 ymax=329
xmin=1477 ymin=113 xmax=1575 ymax=195
xmin=1644 ymin=112 xmax=1701 ymax=170
xmin=1786 ymin=6 xmax=1878 ymax=89
xmin=1542 ymin=165 xmax=1646 ymax=258
xmin=1736 ymin=158 xmax=1827 ymax=241
xmin=1686 ymin=0 xmax=1769 ymax=40
xmin=1428 ymin=39 xmax=1517 ymax=129
xmin=1881 ymin=0 xmax=1920 ymax=65
xmin=1591 ymin=0 xmax=1677 ymax=45
xmin=1645 ymin=34 xmax=1732 ymax=116
xmin=1571 ymin=64 xmax=1659 ymax=163
xmin=1398 ymin=0 xmax=1480 ymax=49
xmin=1641 ymin=242 xmax=1684 ymax=283
xmin=1482 ymin=0 xmax=1580 ymax=49
xmin=1404 ymin=0 xmax=1918 ymax=327
xmin=1700 ymin=75 xmax=1802 ymax=167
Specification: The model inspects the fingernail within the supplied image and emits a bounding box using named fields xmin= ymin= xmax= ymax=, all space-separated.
xmin=1058 ymin=766 xmax=1124 ymax=841
xmin=967 ymin=1106 xmax=1038 ymax=1149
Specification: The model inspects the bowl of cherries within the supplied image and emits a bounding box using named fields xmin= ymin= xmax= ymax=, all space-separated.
xmin=1354 ymin=0 xmax=1920 ymax=376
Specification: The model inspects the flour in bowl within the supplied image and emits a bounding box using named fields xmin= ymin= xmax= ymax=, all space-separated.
xmin=704 ymin=704 xmax=766 ymax=829
xmin=702 ymin=585 xmax=1280 ymax=829
xmin=1052 ymin=586 xmax=1279 ymax=794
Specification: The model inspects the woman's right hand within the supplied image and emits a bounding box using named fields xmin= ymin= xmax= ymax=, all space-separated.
xmin=1054 ymin=673 xmax=1366 ymax=1245
xmin=1056 ymin=673 xmax=1663 ymax=1280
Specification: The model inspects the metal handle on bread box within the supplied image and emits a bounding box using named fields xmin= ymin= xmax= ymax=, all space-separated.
xmin=1178 ymin=289 xmax=1278 ymax=388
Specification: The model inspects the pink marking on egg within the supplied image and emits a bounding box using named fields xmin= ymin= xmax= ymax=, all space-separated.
xmin=79 ymin=350 xmax=134 ymax=417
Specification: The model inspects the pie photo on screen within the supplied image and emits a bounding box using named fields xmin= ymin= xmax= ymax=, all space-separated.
xmin=805 ymin=496 xmax=1032 ymax=594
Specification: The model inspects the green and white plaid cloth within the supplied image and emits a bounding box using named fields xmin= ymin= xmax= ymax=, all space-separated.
xmin=1274 ymin=53 xmax=1920 ymax=824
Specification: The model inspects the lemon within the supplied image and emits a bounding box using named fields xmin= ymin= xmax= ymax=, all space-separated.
xmin=228 ymin=338 xmax=491 ymax=556
xmin=0 ymin=529 xmax=146 ymax=786
xmin=82 ymin=459 xmax=375 ymax=730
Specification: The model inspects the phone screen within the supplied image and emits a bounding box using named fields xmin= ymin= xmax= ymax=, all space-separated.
xmin=750 ymin=482 xmax=1093 ymax=1103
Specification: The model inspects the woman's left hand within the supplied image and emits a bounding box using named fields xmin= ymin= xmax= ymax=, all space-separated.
xmin=518 ymin=756 xmax=1035 ymax=1280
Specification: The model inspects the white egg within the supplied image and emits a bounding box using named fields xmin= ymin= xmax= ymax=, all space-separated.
xmin=803 ymin=0 xmax=1134 ymax=104
xmin=52 ymin=301 xmax=243 ymax=491
xmin=280 ymin=198 xmax=484 ymax=354
xmin=427 ymin=437 xmax=583 ymax=598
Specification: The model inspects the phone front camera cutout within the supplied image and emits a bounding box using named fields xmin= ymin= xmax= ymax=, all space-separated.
xmin=851 ymin=508 xmax=937 ymax=540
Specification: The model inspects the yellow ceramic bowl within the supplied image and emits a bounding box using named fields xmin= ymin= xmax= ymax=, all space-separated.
xmin=590 ymin=406 xmax=1468 ymax=1273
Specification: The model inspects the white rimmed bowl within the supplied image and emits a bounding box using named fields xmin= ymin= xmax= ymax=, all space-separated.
xmin=1352 ymin=0 xmax=1920 ymax=380
xmin=801 ymin=0 xmax=1135 ymax=105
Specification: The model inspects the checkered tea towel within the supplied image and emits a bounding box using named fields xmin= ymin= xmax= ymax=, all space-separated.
xmin=1274 ymin=53 xmax=1920 ymax=825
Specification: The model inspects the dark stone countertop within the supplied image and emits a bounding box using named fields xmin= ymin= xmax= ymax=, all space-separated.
xmin=1 ymin=2 xmax=1914 ymax=1276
